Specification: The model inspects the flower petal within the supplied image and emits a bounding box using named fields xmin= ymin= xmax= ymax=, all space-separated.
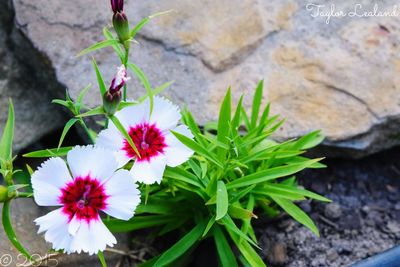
xmin=67 ymin=145 xmax=118 ymax=182
xmin=149 ymin=96 xmax=181 ymax=131
xmin=31 ymin=158 xmax=72 ymax=206
xmin=164 ymin=125 xmax=194 ymax=167
xmin=35 ymin=208 xmax=73 ymax=253
xmin=103 ymin=169 xmax=141 ymax=220
xmin=114 ymin=102 xmax=149 ymax=129
xmin=130 ymin=155 xmax=167 ymax=184
xmin=69 ymin=218 xmax=116 ymax=255
xmin=96 ymin=128 xmax=132 ymax=168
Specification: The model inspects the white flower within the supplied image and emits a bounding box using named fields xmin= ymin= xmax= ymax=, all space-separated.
xmin=32 ymin=145 xmax=141 ymax=255
xmin=96 ymin=96 xmax=194 ymax=184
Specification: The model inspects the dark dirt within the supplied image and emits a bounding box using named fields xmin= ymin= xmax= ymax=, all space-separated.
xmin=259 ymin=147 xmax=400 ymax=267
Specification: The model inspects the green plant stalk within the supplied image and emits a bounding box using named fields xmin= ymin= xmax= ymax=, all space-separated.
xmin=78 ymin=119 xmax=95 ymax=143
xmin=2 ymin=200 xmax=32 ymax=260
xmin=16 ymin=192 xmax=32 ymax=198
xmin=122 ymin=45 xmax=130 ymax=101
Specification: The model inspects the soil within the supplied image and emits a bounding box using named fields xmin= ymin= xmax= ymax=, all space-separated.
xmin=259 ymin=147 xmax=400 ymax=267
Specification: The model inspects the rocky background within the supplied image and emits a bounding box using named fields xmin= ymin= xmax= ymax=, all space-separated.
xmin=1 ymin=0 xmax=400 ymax=157
xmin=1 ymin=0 xmax=400 ymax=266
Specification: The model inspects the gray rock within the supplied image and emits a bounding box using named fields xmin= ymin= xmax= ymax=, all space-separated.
xmin=6 ymin=0 xmax=400 ymax=157
xmin=324 ymin=203 xmax=342 ymax=220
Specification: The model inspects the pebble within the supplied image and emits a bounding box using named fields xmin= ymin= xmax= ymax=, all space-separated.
xmin=270 ymin=241 xmax=287 ymax=265
xmin=324 ymin=203 xmax=342 ymax=220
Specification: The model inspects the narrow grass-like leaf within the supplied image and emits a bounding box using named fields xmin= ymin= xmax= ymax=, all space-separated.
xmin=127 ymin=63 xmax=153 ymax=114
xmin=262 ymin=183 xmax=331 ymax=202
xmin=216 ymin=181 xmax=229 ymax=220
xmin=221 ymin=215 xmax=259 ymax=248
xmin=76 ymin=106 xmax=106 ymax=118
xmin=103 ymin=27 xmax=124 ymax=61
xmin=291 ymin=130 xmax=324 ymax=150
xmin=226 ymin=158 xmax=322 ymax=189
xmin=213 ymin=226 xmax=238 ymax=267
xmin=77 ymin=39 xmax=120 ymax=57
xmin=130 ymin=10 xmax=174 ymax=38
xmin=58 ymin=118 xmax=79 ymax=149
xmin=271 ymin=196 xmax=319 ymax=236
xmin=2 ymin=200 xmax=32 ymax=260
xmin=202 ymin=215 xmax=216 ymax=237
xmin=232 ymin=95 xmax=244 ymax=131
xmin=137 ymin=80 xmax=174 ymax=102
xmin=97 ymin=251 xmax=107 ymax=267
xmin=0 ymin=99 xmax=14 ymax=161
xmin=171 ymin=131 xmax=223 ymax=168
xmin=229 ymin=204 xmax=256 ymax=220
xmin=104 ymin=215 xmax=176 ymax=232
xmin=164 ymin=167 xmax=203 ymax=188
xmin=250 ymin=80 xmax=263 ymax=129
xmin=23 ymin=147 xmax=73 ymax=158
xmin=109 ymin=115 xmax=140 ymax=158
xmin=154 ymin=220 xmax=206 ymax=267
xmin=93 ymin=59 xmax=107 ymax=96
xmin=217 ymin=88 xmax=231 ymax=159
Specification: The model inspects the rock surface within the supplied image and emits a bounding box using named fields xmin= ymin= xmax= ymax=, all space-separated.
xmin=4 ymin=0 xmax=400 ymax=156
xmin=0 ymin=0 xmax=64 ymax=151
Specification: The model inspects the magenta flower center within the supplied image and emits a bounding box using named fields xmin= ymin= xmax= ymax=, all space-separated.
xmin=123 ymin=123 xmax=166 ymax=162
xmin=59 ymin=176 xmax=108 ymax=222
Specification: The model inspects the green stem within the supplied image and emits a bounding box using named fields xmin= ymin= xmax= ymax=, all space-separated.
xmin=97 ymin=251 xmax=108 ymax=267
xmin=2 ymin=200 xmax=32 ymax=260
xmin=78 ymin=119 xmax=95 ymax=144
xmin=122 ymin=45 xmax=130 ymax=101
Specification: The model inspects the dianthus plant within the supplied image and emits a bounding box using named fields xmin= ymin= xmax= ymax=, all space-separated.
xmin=0 ymin=1 xmax=330 ymax=266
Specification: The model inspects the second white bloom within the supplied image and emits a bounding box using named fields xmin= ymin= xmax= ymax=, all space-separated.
xmin=96 ymin=96 xmax=194 ymax=184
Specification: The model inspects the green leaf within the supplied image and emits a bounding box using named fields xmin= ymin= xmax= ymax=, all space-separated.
xmin=171 ymin=131 xmax=223 ymax=168
xmin=232 ymin=95 xmax=244 ymax=131
xmin=2 ymin=200 xmax=32 ymax=260
xmin=181 ymin=109 xmax=207 ymax=148
xmin=93 ymin=59 xmax=107 ymax=96
xmin=220 ymin=215 xmax=259 ymax=248
xmin=77 ymin=39 xmax=120 ymax=57
xmin=23 ymin=147 xmax=73 ymax=158
xmin=271 ymin=196 xmax=319 ymax=236
xmin=202 ymin=215 xmax=216 ymax=237
xmin=226 ymin=158 xmax=322 ymax=189
xmin=97 ymin=251 xmax=107 ymax=267
xmin=261 ymin=183 xmax=331 ymax=202
xmin=217 ymin=88 xmax=231 ymax=159
xmin=154 ymin=220 xmax=206 ymax=267
xmin=104 ymin=215 xmax=176 ymax=232
xmin=137 ymin=80 xmax=174 ymax=102
xmin=52 ymin=99 xmax=70 ymax=108
xmin=216 ymin=181 xmax=228 ymax=220
xmin=103 ymin=26 xmax=124 ymax=61
xmin=229 ymin=204 xmax=256 ymax=220
xmin=164 ymin=167 xmax=203 ymax=189
xmin=130 ymin=10 xmax=174 ymax=38
xmin=233 ymin=236 xmax=266 ymax=267
xmin=251 ymin=80 xmax=263 ymax=129
xmin=76 ymin=84 xmax=92 ymax=112
xmin=292 ymin=130 xmax=325 ymax=150
xmin=213 ymin=225 xmax=238 ymax=267
xmin=76 ymin=106 xmax=105 ymax=118
xmin=58 ymin=118 xmax=79 ymax=149
xmin=0 ymin=99 xmax=14 ymax=161
xmin=127 ymin=63 xmax=153 ymax=114
xmin=109 ymin=115 xmax=141 ymax=158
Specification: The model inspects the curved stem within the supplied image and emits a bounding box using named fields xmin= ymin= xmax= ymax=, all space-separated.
xmin=16 ymin=192 xmax=32 ymax=198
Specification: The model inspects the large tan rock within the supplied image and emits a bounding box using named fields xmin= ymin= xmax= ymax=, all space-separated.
xmin=8 ymin=0 xmax=400 ymax=156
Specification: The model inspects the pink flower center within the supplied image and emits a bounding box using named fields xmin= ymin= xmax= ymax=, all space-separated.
xmin=59 ymin=176 xmax=108 ymax=223
xmin=123 ymin=123 xmax=166 ymax=162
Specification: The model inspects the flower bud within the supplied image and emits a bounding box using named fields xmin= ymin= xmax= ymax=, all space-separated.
xmin=111 ymin=0 xmax=124 ymax=13
xmin=103 ymin=65 xmax=130 ymax=115
xmin=111 ymin=0 xmax=130 ymax=43
xmin=0 ymin=185 xmax=8 ymax=203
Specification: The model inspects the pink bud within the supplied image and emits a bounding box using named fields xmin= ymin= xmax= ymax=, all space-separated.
xmin=111 ymin=0 xmax=124 ymax=13
xmin=109 ymin=65 xmax=130 ymax=94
